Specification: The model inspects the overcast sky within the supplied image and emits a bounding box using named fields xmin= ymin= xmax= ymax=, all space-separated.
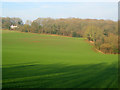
xmin=2 ymin=1 xmax=118 ymax=22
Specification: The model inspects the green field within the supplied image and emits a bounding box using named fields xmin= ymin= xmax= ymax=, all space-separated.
xmin=2 ymin=30 xmax=118 ymax=88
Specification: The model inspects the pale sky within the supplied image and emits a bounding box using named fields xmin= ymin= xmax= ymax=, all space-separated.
xmin=2 ymin=1 xmax=118 ymax=22
xmin=1 ymin=0 xmax=119 ymax=2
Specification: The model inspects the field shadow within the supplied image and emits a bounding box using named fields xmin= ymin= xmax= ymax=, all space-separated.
xmin=2 ymin=62 xmax=118 ymax=88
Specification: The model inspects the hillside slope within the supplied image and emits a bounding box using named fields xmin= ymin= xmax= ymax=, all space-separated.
xmin=2 ymin=30 xmax=118 ymax=88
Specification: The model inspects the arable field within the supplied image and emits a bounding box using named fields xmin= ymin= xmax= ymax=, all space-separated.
xmin=2 ymin=30 xmax=118 ymax=88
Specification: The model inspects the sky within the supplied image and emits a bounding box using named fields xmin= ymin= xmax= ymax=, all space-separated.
xmin=1 ymin=0 xmax=119 ymax=2
xmin=2 ymin=2 xmax=118 ymax=23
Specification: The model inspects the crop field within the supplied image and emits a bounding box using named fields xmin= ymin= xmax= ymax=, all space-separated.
xmin=2 ymin=30 xmax=118 ymax=88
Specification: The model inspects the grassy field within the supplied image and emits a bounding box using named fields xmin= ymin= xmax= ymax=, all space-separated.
xmin=2 ymin=30 xmax=118 ymax=88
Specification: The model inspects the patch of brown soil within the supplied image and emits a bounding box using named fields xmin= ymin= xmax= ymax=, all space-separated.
xmin=32 ymin=41 xmax=40 ymax=43
xmin=95 ymin=48 xmax=105 ymax=54
xmin=15 ymin=31 xmax=72 ymax=38
xmin=90 ymin=41 xmax=94 ymax=44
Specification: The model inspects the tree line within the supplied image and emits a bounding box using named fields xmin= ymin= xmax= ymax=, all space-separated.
xmin=1 ymin=17 xmax=118 ymax=54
